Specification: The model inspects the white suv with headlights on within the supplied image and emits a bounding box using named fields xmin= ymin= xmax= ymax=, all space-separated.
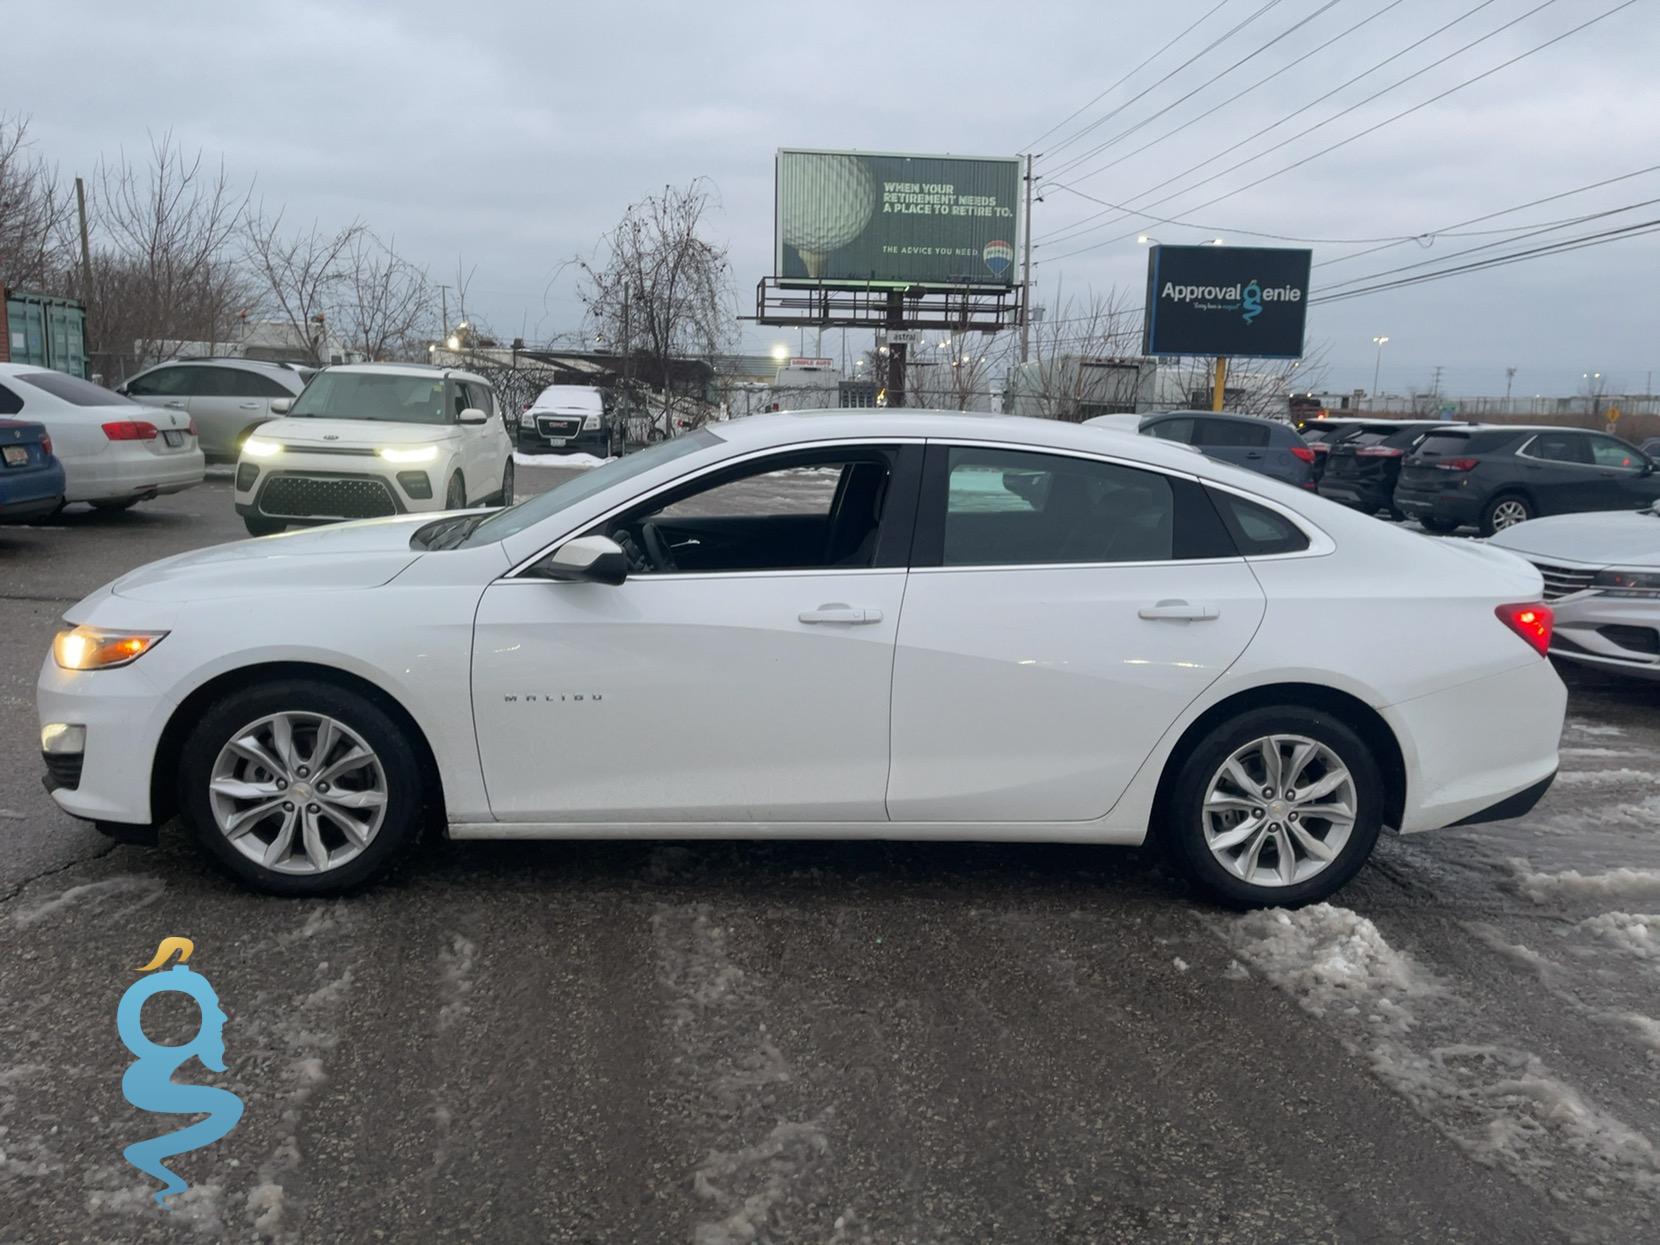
xmin=234 ymin=363 xmax=514 ymax=536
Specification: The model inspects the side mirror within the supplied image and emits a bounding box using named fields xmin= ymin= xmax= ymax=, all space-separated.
xmin=270 ymin=398 xmax=292 ymax=414
xmin=539 ymin=535 xmax=628 ymax=585
xmin=114 ymin=383 xmax=130 ymax=396
xmin=458 ymin=406 xmax=488 ymax=425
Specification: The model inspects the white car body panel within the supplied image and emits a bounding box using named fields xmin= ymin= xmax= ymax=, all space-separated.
xmin=0 ymin=365 xmax=204 ymax=504
xmin=1489 ymin=509 xmax=1660 ymax=680
xmin=39 ymin=411 xmax=1566 ymax=859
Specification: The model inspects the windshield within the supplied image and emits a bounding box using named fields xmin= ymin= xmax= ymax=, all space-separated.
xmin=461 ymin=428 xmax=721 ymax=546
xmin=16 ymin=371 xmax=134 ymax=407
xmin=289 ymin=371 xmax=448 ymax=423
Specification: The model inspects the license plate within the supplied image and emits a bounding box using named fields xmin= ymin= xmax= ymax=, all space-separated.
xmin=546 ymin=437 xmax=568 ymax=446
xmin=2 ymin=445 xmax=26 ymax=467
xmin=163 ymin=430 xmax=184 ymax=447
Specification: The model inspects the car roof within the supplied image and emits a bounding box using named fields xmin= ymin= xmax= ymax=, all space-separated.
xmin=1145 ymin=409 xmax=1288 ymax=424
xmin=320 ymin=362 xmax=491 ymax=385
xmin=140 ymin=357 xmax=305 ymax=373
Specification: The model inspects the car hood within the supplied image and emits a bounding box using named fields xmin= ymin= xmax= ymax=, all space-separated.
xmin=255 ymin=417 xmax=456 ymax=450
xmin=110 ymin=515 xmax=433 ymax=602
xmin=1487 ymin=509 xmax=1660 ymax=569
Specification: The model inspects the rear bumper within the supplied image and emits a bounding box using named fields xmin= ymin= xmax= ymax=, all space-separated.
xmin=0 ymin=487 xmax=64 ymax=520
xmin=1393 ymin=485 xmax=1482 ymax=527
xmin=1318 ymin=480 xmax=1393 ymax=513
xmin=1383 ymin=655 xmax=1566 ymax=832
xmin=1451 ymin=771 xmax=1556 ymax=826
xmin=62 ymin=449 xmax=205 ymax=503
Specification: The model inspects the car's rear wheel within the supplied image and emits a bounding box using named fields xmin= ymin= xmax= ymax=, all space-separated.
xmin=444 ymin=472 xmax=466 ymax=510
xmin=178 ymin=681 xmax=424 ymax=895
xmin=1162 ymin=707 xmax=1383 ymax=907
xmin=243 ymin=515 xmax=286 ymax=537
xmin=1481 ymin=492 xmax=1533 ymax=536
xmin=1418 ymin=515 xmax=1458 ymax=533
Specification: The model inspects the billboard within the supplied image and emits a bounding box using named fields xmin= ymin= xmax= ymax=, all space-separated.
xmin=776 ymin=149 xmax=1021 ymax=288
xmin=1142 ymin=245 xmax=1312 ymax=358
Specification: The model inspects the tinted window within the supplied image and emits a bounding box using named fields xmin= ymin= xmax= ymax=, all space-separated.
xmin=1587 ymin=435 xmax=1643 ymax=469
xmin=125 ymin=366 xmax=194 ymax=397
xmin=1414 ymin=433 xmax=1475 ymax=458
xmin=1194 ymin=418 xmax=1271 ymax=449
xmin=1144 ymin=417 xmax=1195 ymax=444
xmin=1525 ymin=432 xmax=1589 ymax=465
xmin=0 ymin=381 xmax=21 ymax=416
xmin=939 ymin=447 xmax=1176 ymax=565
xmin=1208 ymin=489 xmax=1311 ymax=556
xmin=13 ymin=371 xmax=133 ymax=407
xmin=230 ymin=368 xmax=294 ymax=399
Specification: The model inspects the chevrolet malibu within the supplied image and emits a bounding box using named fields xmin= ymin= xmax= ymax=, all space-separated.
xmin=39 ymin=412 xmax=1566 ymax=904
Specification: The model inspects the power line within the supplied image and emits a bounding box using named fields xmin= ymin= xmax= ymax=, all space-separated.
xmin=1310 ymin=217 xmax=1660 ymax=305
xmin=1040 ymin=0 xmax=1289 ymax=161
xmin=1312 ymin=162 xmax=1660 ymax=269
xmin=1042 ymin=0 xmax=1410 ymax=197
xmin=1026 ymin=0 xmax=1232 ymax=150
xmin=1044 ymin=0 xmax=1634 ymax=262
xmin=1037 ymin=0 xmax=1513 ymax=246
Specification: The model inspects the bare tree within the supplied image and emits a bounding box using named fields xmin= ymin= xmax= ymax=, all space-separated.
xmin=909 ymin=330 xmax=1009 ymax=411
xmin=339 ymin=232 xmax=433 ymax=361
xmin=88 ymin=132 xmax=253 ymax=377
xmin=1010 ymin=286 xmax=1144 ymax=420
xmin=1165 ymin=343 xmax=1331 ymax=418
xmin=0 ymin=114 xmax=73 ymax=290
xmin=243 ymin=208 xmax=364 ymax=363
xmin=579 ymin=180 xmax=736 ymax=426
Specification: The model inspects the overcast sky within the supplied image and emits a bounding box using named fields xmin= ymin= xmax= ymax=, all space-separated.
xmin=10 ymin=0 xmax=1659 ymax=397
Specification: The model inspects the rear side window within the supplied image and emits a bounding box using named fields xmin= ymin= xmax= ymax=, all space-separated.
xmin=230 ymin=369 xmax=294 ymax=399
xmin=1207 ymin=489 xmax=1311 ymax=556
xmin=1144 ymin=417 xmax=1195 ymax=444
xmin=1194 ymin=418 xmax=1271 ymax=449
xmin=1523 ymin=432 xmax=1589 ymax=465
xmin=125 ymin=366 xmax=193 ymax=397
xmin=0 ymin=382 xmax=22 ymax=415
xmin=1414 ymin=433 xmax=1474 ymax=458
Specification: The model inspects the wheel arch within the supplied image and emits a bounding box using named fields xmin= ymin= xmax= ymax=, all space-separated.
xmin=1150 ymin=682 xmax=1407 ymax=836
xmin=150 ymin=660 xmax=446 ymax=828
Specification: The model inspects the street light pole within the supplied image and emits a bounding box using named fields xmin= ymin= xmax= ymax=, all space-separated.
xmin=1370 ymin=335 xmax=1389 ymax=410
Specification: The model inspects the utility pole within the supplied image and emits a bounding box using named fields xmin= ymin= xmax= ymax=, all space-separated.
xmin=1505 ymin=366 xmax=1517 ymax=412
xmin=1211 ymin=357 xmax=1228 ymax=412
xmin=1020 ymin=152 xmax=1036 ymax=364
xmin=1431 ymin=365 xmax=1444 ymax=397
xmin=74 ymin=177 xmax=93 ymax=304
xmin=438 ymin=285 xmax=450 ymax=340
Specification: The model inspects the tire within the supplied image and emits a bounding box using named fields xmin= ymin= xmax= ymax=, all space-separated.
xmin=1480 ymin=492 xmax=1533 ymax=536
xmin=1160 ymin=706 xmax=1384 ymax=908
xmin=444 ymin=472 xmax=466 ymax=510
xmin=495 ymin=458 xmax=514 ymax=506
xmin=90 ymin=498 xmax=140 ymax=512
xmin=243 ymin=515 xmax=286 ymax=537
xmin=177 ymin=679 xmax=425 ymax=896
xmin=1418 ymin=515 xmax=1458 ymax=534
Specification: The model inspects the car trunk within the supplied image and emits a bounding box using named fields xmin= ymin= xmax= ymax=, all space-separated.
xmin=1400 ymin=431 xmax=1477 ymax=489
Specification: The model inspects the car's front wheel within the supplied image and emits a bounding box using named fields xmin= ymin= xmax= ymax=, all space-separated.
xmin=1162 ymin=706 xmax=1384 ymax=907
xmin=444 ymin=471 xmax=466 ymax=510
xmin=178 ymin=680 xmax=425 ymax=895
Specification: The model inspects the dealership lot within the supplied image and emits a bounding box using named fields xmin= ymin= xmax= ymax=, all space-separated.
xmin=3 ymin=474 xmax=1659 ymax=1242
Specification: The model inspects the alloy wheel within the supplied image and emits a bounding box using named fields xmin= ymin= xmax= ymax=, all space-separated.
xmin=207 ymin=711 xmax=388 ymax=875
xmin=1490 ymin=499 xmax=1530 ymax=530
xmin=1201 ymin=734 xmax=1357 ymax=889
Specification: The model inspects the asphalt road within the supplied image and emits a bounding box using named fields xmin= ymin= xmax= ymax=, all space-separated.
xmin=2 ymin=475 xmax=1658 ymax=1244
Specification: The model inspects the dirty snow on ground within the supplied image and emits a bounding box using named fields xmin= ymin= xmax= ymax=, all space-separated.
xmin=11 ymin=875 xmax=165 ymax=929
xmin=1508 ymin=860 xmax=1660 ymax=904
xmin=1213 ymin=904 xmax=1660 ymax=1208
xmin=512 ymin=451 xmax=611 ymax=469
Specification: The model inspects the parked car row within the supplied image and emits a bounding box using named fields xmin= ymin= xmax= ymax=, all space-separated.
xmin=0 ymin=363 xmax=204 ymax=519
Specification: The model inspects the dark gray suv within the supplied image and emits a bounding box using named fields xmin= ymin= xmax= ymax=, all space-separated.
xmin=1137 ymin=411 xmax=1317 ymax=490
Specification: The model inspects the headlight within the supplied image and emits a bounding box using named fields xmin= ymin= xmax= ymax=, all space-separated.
xmin=377 ymin=445 xmax=440 ymax=464
xmin=243 ymin=437 xmax=282 ymax=458
xmin=582 ymin=413 xmax=601 ymax=430
xmin=52 ymin=626 xmax=168 ymax=671
xmin=1591 ymin=568 xmax=1660 ymax=598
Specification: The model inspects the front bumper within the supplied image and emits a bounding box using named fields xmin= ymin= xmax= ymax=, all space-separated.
xmin=37 ymin=654 xmax=175 ymax=826
xmin=235 ymin=450 xmax=450 ymax=519
xmin=517 ymin=426 xmax=611 ymax=454
xmin=1547 ymin=591 xmax=1660 ymax=681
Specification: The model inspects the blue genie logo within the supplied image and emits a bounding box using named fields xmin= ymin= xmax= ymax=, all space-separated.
xmin=117 ymin=937 xmax=245 ymax=1208
xmin=1241 ymin=279 xmax=1263 ymax=324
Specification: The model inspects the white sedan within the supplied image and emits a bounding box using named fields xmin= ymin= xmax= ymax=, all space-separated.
xmin=0 ymin=363 xmax=204 ymax=511
xmin=1489 ymin=503 xmax=1660 ymax=680
xmin=39 ymin=412 xmax=1566 ymax=904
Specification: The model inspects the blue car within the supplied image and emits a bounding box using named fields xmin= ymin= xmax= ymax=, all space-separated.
xmin=0 ymin=419 xmax=66 ymax=521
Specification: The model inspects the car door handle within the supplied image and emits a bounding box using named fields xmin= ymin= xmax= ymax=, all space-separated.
xmin=162 ymin=399 xmax=185 ymax=408
xmin=1138 ymin=599 xmax=1219 ymax=622
xmin=239 ymin=402 xmax=260 ymax=409
xmin=1245 ymin=451 xmax=1264 ymax=459
xmin=799 ymin=604 xmax=882 ymax=625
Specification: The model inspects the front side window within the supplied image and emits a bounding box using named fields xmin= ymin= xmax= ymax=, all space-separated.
xmin=588 ymin=446 xmax=906 ymax=575
xmin=932 ymin=447 xmax=1187 ymax=566
xmin=1587 ymin=435 xmax=1644 ymax=470
xmin=288 ymin=371 xmax=447 ymax=424
xmin=125 ymin=366 xmax=192 ymax=397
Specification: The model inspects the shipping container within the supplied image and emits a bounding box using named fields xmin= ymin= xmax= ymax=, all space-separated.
xmin=0 ymin=288 xmax=90 ymax=378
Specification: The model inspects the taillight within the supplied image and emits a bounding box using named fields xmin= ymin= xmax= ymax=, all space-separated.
xmin=1355 ymin=446 xmax=1405 ymax=458
xmin=102 ymin=420 xmax=159 ymax=442
xmin=1290 ymin=445 xmax=1316 ymax=463
xmin=1434 ymin=457 xmax=1479 ymax=472
xmin=1496 ymin=602 xmax=1553 ymax=656
xmin=187 ymin=417 xmax=198 ymax=437
xmin=40 ymin=433 xmax=52 ymax=456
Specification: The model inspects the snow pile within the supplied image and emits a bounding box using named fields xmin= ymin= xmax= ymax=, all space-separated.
xmin=1221 ymin=903 xmax=1441 ymax=1036
xmin=1509 ymin=860 xmax=1660 ymax=904
xmin=1578 ymin=912 xmax=1660 ymax=960
xmin=513 ymin=451 xmax=611 ymax=469
xmin=436 ymin=933 xmax=477 ymax=1032
xmin=1553 ymin=767 xmax=1660 ymax=787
